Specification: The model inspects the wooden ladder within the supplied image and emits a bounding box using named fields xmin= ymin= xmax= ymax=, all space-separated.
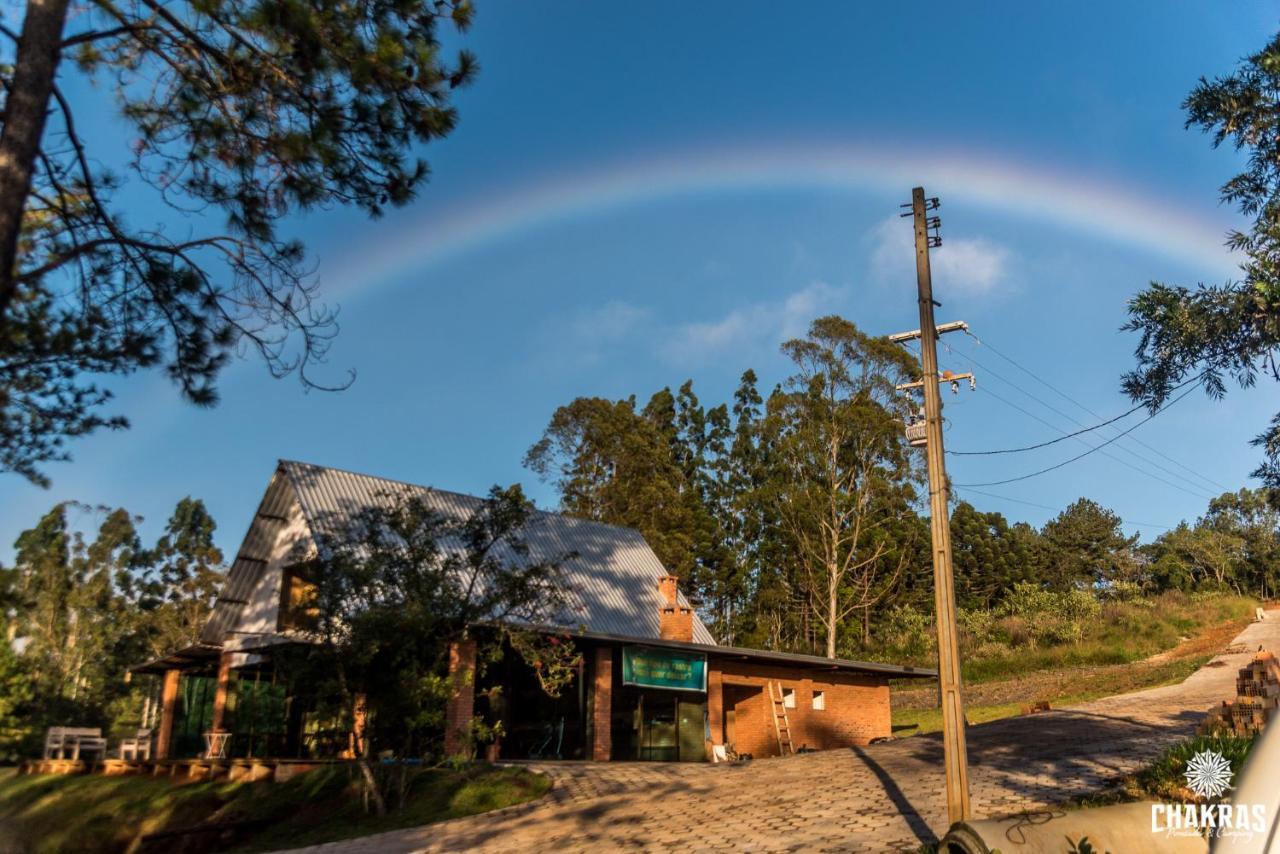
xmin=767 ymin=680 xmax=795 ymax=756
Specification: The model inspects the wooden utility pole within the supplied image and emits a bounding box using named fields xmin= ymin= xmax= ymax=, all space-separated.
xmin=906 ymin=186 xmax=971 ymax=824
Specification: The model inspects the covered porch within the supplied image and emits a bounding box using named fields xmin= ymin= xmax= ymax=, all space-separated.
xmin=131 ymin=641 xmax=333 ymax=762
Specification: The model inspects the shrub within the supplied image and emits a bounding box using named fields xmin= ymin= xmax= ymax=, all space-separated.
xmin=997 ymin=615 xmax=1033 ymax=648
xmin=1057 ymin=588 xmax=1102 ymax=643
xmin=957 ymin=608 xmax=996 ymax=646
xmin=973 ymin=641 xmax=1013 ymax=660
xmin=994 ymin=582 xmax=1100 ymax=646
xmin=878 ymin=605 xmax=935 ymax=658
xmin=1103 ymin=580 xmax=1147 ymax=602
xmin=998 ymin=582 xmax=1058 ymax=621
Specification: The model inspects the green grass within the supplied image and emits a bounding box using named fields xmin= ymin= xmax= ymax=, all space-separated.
xmin=892 ymin=702 xmax=1026 ymax=735
xmin=892 ymin=654 xmax=1213 ymax=735
xmin=1130 ymin=733 xmax=1256 ymax=803
xmin=962 ymin=594 xmax=1255 ymax=685
xmin=883 ymin=593 xmax=1256 ymax=686
xmin=960 ymin=640 xmax=1141 ymax=683
xmin=0 ymin=763 xmax=550 ymax=854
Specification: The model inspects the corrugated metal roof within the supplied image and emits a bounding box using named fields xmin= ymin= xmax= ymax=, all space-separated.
xmin=207 ymin=460 xmax=716 ymax=645
xmin=531 ymin=626 xmax=937 ymax=678
xmin=200 ymin=469 xmax=296 ymax=644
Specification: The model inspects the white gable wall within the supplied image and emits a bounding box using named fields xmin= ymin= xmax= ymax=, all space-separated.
xmin=228 ymin=496 xmax=314 ymax=640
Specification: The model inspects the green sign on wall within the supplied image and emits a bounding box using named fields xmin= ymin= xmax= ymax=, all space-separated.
xmin=622 ymin=646 xmax=707 ymax=692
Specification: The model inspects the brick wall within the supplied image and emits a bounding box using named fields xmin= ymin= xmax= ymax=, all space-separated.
xmin=658 ymin=605 xmax=694 ymax=642
xmin=711 ymin=660 xmax=890 ymax=759
xmin=444 ymin=638 xmax=477 ymax=757
xmin=591 ymin=646 xmax=613 ymax=760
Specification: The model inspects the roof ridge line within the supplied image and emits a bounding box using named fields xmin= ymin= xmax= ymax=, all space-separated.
xmin=276 ymin=459 xmax=662 ymax=539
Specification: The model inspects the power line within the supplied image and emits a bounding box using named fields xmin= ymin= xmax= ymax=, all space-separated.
xmin=949 ymin=373 xmax=1213 ymax=500
xmin=906 ymin=338 xmax=1212 ymax=499
xmin=952 ymin=382 xmax=1203 ymax=488
xmin=954 ymin=486 xmax=1175 ymax=531
xmin=949 ymin=372 xmax=1204 ymax=456
xmin=949 ymin=400 xmax=1148 ymax=455
xmin=961 ymin=330 xmax=1229 ymax=493
xmin=940 ymin=341 xmax=1215 ymax=500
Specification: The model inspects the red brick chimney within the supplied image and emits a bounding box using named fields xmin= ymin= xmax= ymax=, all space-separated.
xmin=657 ymin=574 xmax=694 ymax=643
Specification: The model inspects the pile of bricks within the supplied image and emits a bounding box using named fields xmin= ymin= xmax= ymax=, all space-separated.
xmin=1200 ymin=651 xmax=1280 ymax=736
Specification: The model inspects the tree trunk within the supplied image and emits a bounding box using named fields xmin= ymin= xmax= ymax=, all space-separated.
xmin=825 ymin=563 xmax=838 ymax=659
xmin=0 ymin=0 xmax=71 ymax=319
xmin=357 ymin=757 xmax=387 ymax=816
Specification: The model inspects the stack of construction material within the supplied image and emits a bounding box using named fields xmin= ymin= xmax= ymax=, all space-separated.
xmin=1200 ymin=651 xmax=1280 ymax=736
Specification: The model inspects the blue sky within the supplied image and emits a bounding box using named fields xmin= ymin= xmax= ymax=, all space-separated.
xmin=3 ymin=2 xmax=1277 ymax=560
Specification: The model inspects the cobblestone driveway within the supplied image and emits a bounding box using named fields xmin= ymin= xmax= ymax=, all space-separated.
xmin=284 ymin=614 xmax=1280 ymax=853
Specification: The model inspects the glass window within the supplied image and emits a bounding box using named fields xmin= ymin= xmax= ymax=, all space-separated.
xmin=279 ymin=567 xmax=319 ymax=631
xmin=783 ymin=687 xmax=796 ymax=708
xmin=812 ymin=690 xmax=826 ymax=711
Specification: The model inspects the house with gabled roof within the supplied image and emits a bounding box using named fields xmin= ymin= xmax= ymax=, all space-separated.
xmin=136 ymin=460 xmax=933 ymax=763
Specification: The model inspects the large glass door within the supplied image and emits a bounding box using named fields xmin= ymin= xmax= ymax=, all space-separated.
xmin=677 ymin=698 xmax=706 ymax=762
xmin=638 ymin=694 xmax=678 ymax=761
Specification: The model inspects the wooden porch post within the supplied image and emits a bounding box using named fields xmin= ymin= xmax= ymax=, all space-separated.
xmin=154 ymin=668 xmax=181 ymax=760
xmin=210 ymin=650 xmax=234 ymax=733
xmin=444 ymin=639 xmax=477 ymax=757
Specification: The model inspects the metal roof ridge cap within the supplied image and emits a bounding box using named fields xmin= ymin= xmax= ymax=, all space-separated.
xmin=277 ymin=460 xmax=666 ymax=537
xmin=497 ymin=623 xmax=932 ymax=676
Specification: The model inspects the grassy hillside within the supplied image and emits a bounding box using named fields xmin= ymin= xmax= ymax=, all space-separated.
xmin=890 ymin=591 xmax=1256 ymax=735
xmin=0 ymin=763 xmax=549 ymax=854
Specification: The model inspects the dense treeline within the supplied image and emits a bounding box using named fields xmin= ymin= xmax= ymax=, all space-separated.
xmin=2 ymin=318 xmax=1275 ymax=754
xmin=528 ymin=315 xmax=1280 ymax=659
xmin=0 ymin=499 xmax=224 ymax=757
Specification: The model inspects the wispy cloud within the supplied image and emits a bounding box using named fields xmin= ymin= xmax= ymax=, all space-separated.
xmin=663 ymin=281 xmax=848 ymax=364
xmin=527 ymin=300 xmax=652 ymax=372
xmin=869 ymin=216 xmax=1012 ymax=296
xmin=569 ymin=300 xmax=651 ymax=341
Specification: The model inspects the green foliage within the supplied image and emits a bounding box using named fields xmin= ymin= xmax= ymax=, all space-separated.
xmin=0 ymin=497 xmax=227 ymax=753
xmin=529 ymin=316 xmax=927 ymax=659
xmin=526 ymin=309 xmax=1269 ymax=660
xmin=878 ymin=605 xmax=934 ymax=658
xmin=1141 ymin=488 xmax=1280 ymax=598
xmin=1133 ymin=734 xmax=1256 ymax=803
xmin=1040 ymin=499 xmax=1138 ymax=588
xmin=957 ymin=607 xmax=996 ymax=645
xmin=276 ymin=486 xmax=581 ymax=769
xmin=1 ymin=0 xmax=477 ymax=485
xmin=763 ymin=316 xmax=923 ymax=658
xmin=136 ymin=497 xmax=225 ymax=656
xmin=0 ymin=763 xmax=549 ymax=854
xmin=0 ymin=640 xmax=35 ymax=761
xmin=950 ymin=501 xmax=1036 ymax=607
xmin=995 ymin=583 xmax=1101 ymax=646
xmin=1123 ymin=31 xmax=1280 ymax=500
xmin=879 ymin=588 xmax=1253 ymax=680
xmin=525 ymin=395 xmax=703 ymax=584
xmin=1066 ymin=836 xmax=1104 ymax=854
xmin=1102 ymin=580 xmax=1147 ymax=603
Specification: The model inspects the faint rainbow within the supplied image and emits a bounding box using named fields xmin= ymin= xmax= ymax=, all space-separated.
xmin=320 ymin=140 xmax=1240 ymax=299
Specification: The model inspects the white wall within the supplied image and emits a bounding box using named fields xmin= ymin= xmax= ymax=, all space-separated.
xmin=231 ymin=497 xmax=314 ymax=639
